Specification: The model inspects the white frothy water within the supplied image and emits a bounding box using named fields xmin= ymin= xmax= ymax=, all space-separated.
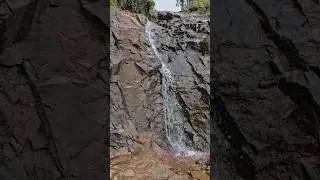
xmin=145 ymin=21 xmax=205 ymax=159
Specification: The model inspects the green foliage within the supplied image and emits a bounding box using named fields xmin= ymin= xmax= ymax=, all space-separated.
xmin=177 ymin=0 xmax=209 ymax=13
xmin=110 ymin=0 xmax=155 ymax=15
xmin=191 ymin=0 xmax=209 ymax=10
xmin=110 ymin=0 xmax=118 ymax=9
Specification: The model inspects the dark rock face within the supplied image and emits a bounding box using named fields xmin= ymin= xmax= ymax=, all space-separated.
xmin=212 ymin=0 xmax=320 ymax=179
xmin=0 ymin=0 xmax=107 ymax=179
xmin=0 ymin=0 xmax=45 ymax=53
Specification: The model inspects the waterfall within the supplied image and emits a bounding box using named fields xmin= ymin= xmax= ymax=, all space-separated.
xmin=145 ymin=20 xmax=201 ymax=158
xmin=146 ymin=20 xmax=184 ymax=155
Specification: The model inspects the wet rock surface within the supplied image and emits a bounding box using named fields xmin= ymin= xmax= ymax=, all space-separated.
xmin=110 ymin=9 xmax=209 ymax=155
xmin=212 ymin=0 xmax=320 ymax=179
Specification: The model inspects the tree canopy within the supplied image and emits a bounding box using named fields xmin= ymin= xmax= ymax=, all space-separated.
xmin=176 ymin=0 xmax=209 ymax=12
xmin=110 ymin=0 xmax=155 ymax=15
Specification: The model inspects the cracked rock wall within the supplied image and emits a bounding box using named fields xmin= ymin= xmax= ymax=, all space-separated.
xmin=212 ymin=0 xmax=320 ymax=179
xmin=0 ymin=0 xmax=107 ymax=179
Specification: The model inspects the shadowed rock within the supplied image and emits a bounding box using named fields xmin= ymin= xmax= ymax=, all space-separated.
xmin=212 ymin=0 xmax=320 ymax=179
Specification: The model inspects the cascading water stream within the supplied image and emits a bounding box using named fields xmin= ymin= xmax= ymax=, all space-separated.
xmin=145 ymin=20 xmax=201 ymax=158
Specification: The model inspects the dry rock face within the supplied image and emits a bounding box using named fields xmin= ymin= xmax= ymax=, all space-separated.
xmin=212 ymin=0 xmax=320 ymax=179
